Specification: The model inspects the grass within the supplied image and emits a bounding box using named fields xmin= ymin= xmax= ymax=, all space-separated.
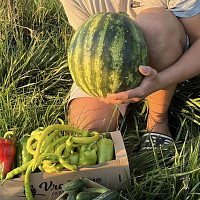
xmin=1 ymin=0 xmax=200 ymax=199
xmin=0 ymin=0 xmax=73 ymax=136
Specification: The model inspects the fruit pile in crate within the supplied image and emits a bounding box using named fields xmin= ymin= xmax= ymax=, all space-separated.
xmin=0 ymin=122 xmax=116 ymax=199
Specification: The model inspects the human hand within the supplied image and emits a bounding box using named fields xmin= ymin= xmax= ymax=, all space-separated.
xmin=100 ymin=65 xmax=162 ymax=104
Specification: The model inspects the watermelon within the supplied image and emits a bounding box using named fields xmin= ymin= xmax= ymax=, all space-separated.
xmin=68 ymin=12 xmax=149 ymax=97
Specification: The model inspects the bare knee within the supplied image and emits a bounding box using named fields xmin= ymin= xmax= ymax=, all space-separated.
xmin=135 ymin=8 xmax=187 ymax=71
xmin=68 ymin=97 xmax=119 ymax=132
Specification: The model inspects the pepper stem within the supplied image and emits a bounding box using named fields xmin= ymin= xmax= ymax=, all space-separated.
xmin=0 ymin=178 xmax=7 ymax=186
xmin=3 ymin=131 xmax=14 ymax=139
xmin=87 ymin=140 xmax=97 ymax=151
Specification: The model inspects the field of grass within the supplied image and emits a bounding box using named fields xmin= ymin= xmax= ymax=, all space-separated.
xmin=1 ymin=0 xmax=200 ymax=199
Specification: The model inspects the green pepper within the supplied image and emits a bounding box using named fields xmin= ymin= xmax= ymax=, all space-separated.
xmin=97 ymin=138 xmax=114 ymax=164
xmin=63 ymin=136 xmax=73 ymax=158
xmin=31 ymin=127 xmax=44 ymax=141
xmin=16 ymin=135 xmax=33 ymax=175
xmin=68 ymin=152 xmax=79 ymax=166
xmin=57 ymin=143 xmax=77 ymax=171
xmin=78 ymin=141 xmax=97 ymax=166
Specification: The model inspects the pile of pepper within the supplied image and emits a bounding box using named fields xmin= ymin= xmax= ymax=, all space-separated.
xmin=0 ymin=123 xmax=114 ymax=200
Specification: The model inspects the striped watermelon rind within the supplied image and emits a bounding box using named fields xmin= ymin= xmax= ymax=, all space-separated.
xmin=68 ymin=12 xmax=149 ymax=97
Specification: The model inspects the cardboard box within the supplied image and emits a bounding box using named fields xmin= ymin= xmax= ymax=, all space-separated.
xmin=56 ymin=179 xmax=128 ymax=200
xmin=0 ymin=131 xmax=130 ymax=200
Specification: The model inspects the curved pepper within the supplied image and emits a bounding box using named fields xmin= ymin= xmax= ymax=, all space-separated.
xmin=44 ymin=135 xmax=69 ymax=153
xmin=31 ymin=127 xmax=44 ymax=140
xmin=63 ymin=136 xmax=73 ymax=158
xmin=26 ymin=136 xmax=37 ymax=156
xmin=0 ymin=160 xmax=32 ymax=186
xmin=57 ymin=143 xmax=77 ymax=171
xmin=40 ymin=130 xmax=60 ymax=153
xmin=72 ymin=131 xmax=99 ymax=144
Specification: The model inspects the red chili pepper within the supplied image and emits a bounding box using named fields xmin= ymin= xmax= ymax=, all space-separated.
xmin=0 ymin=132 xmax=17 ymax=180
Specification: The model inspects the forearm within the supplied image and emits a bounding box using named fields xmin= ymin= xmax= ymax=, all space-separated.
xmin=159 ymin=38 xmax=200 ymax=88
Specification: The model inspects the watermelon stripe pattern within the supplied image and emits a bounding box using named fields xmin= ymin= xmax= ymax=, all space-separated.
xmin=68 ymin=12 xmax=149 ymax=97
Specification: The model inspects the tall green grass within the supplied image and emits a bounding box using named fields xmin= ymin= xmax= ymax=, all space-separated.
xmin=0 ymin=0 xmax=73 ymax=138
xmin=0 ymin=0 xmax=73 ymax=94
xmin=1 ymin=0 xmax=200 ymax=199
